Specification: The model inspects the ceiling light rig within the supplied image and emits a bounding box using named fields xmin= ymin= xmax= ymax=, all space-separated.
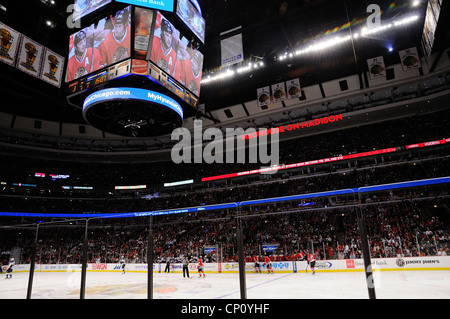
xmin=277 ymin=14 xmax=420 ymax=61
xmin=201 ymin=14 xmax=420 ymax=85
xmin=201 ymin=61 xmax=265 ymax=85
xmin=45 ymin=20 xmax=56 ymax=28
xmin=40 ymin=0 xmax=56 ymax=7
xmin=278 ymin=35 xmax=353 ymax=61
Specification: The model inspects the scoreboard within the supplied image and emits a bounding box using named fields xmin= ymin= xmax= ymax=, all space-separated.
xmin=67 ymin=58 xmax=199 ymax=109
xmin=65 ymin=2 xmax=205 ymax=137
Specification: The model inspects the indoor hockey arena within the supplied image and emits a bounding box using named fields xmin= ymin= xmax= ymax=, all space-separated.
xmin=0 ymin=0 xmax=449 ymax=310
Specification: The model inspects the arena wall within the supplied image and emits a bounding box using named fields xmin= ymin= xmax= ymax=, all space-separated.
xmin=4 ymin=257 xmax=450 ymax=274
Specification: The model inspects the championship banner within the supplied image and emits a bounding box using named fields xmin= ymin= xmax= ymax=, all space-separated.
xmin=367 ymin=56 xmax=386 ymax=80
xmin=221 ymin=32 xmax=244 ymax=67
xmin=0 ymin=22 xmax=22 ymax=67
xmin=271 ymin=82 xmax=286 ymax=103
xmin=399 ymin=47 xmax=421 ymax=71
xmin=257 ymin=86 xmax=271 ymax=107
xmin=286 ymin=78 xmax=302 ymax=99
xmin=40 ymin=48 xmax=65 ymax=87
xmin=16 ymin=36 xmax=44 ymax=78
xmin=421 ymin=0 xmax=441 ymax=56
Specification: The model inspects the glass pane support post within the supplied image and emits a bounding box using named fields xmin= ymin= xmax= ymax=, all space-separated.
xmin=236 ymin=206 xmax=247 ymax=299
xmin=357 ymin=194 xmax=376 ymax=300
xmin=80 ymin=219 xmax=89 ymax=299
xmin=26 ymin=223 xmax=39 ymax=299
xmin=148 ymin=215 xmax=154 ymax=300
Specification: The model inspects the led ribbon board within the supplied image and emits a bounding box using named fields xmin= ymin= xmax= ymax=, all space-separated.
xmin=115 ymin=0 xmax=175 ymax=12
xmin=83 ymin=87 xmax=183 ymax=120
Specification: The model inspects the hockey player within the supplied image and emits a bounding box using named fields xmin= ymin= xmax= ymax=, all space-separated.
xmin=150 ymin=17 xmax=181 ymax=77
xmin=66 ymin=30 xmax=101 ymax=82
xmin=177 ymin=47 xmax=203 ymax=96
xmin=253 ymin=255 xmax=261 ymax=273
xmin=296 ymin=250 xmax=306 ymax=261
xmin=120 ymin=255 xmax=126 ymax=274
xmin=97 ymin=10 xmax=131 ymax=67
xmin=307 ymin=252 xmax=316 ymax=275
xmin=197 ymin=257 xmax=205 ymax=278
xmin=5 ymin=257 xmax=14 ymax=279
xmin=264 ymin=255 xmax=273 ymax=274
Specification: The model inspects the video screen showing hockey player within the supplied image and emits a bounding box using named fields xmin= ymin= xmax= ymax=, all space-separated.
xmin=66 ymin=26 xmax=101 ymax=82
xmin=93 ymin=6 xmax=132 ymax=72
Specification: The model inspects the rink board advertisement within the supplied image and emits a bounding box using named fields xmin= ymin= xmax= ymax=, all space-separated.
xmin=6 ymin=257 xmax=450 ymax=274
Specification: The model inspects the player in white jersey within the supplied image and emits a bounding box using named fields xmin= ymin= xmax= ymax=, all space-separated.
xmin=5 ymin=258 xmax=14 ymax=279
xmin=120 ymin=256 xmax=126 ymax=274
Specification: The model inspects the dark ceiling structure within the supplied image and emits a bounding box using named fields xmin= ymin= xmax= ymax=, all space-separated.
xmin=0 ymin=0 xmax=449 ymax=125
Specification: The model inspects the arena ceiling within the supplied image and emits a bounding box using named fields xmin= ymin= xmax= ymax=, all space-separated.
xmin=0 ymin=0 xmax=449 ymax=125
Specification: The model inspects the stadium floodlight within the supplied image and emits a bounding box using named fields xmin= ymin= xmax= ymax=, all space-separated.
xmin=202 ymin=13 xmax=420 ymax=85
xmin=201 ymin=69 xmax=236 ymax=84
xmin=277 ymin=15 xmax=420 ymax=62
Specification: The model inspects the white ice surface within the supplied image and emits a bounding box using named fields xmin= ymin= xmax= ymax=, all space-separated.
xmin=1 ymin=271 xmax=449 ymax=299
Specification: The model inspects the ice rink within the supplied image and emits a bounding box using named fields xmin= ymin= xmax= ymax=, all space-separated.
xmin=1 ymin=270 xmax=449 ymax=299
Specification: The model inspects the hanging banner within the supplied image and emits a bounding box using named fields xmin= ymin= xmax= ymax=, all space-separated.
xmin=421 ymin=0 xmax=442 ymax=57
xmin=257 ymin=86 xmax=271 ymax=107
xmin=399 ymin=47 xmax=421 ymax=71
xmin=16 ymin=36 xmax=44 ymax=78
xmin=40 ymin=48 xmax=65 ymax=87
xmin=271 ymin=82 xmax=286 ymax=103
xmin=286 ymin=78 xmax=302 ymax=99
xmin=367 ymin=56 xmax=386 ymax=80
xmin=221 ymin=33 xmax=244 ymax=67
xmin=0 ymin=22 xmax=22 ymax=67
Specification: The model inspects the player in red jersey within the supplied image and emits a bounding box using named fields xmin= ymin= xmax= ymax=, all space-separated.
xmin=197 ymin=257 xmax=205 ymax=278
xmin=150 ymin=17 xmax=181 ymax=77
xmin=66 ymin=30 xmax=101 ymax=82
xmin=307 ymin=252 xmax=316 ymax=275
xmin=296 ymin=250 xmax=306 ymax=261
xmin=264 ymin=255 xmax=273 ymax=274
xmin=97 ymin=10 xmax=131 ymax=68
xmin=253 ymin=255 xmax=261 ymax=273
xmin=177 ymin=47 xmax=203 ymax=96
